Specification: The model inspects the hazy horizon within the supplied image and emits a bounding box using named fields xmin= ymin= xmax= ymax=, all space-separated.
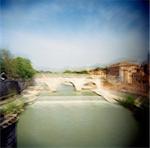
xmin=0 ymin=0 xmax=149 ymax=71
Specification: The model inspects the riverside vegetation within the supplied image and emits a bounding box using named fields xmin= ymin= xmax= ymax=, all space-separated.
xmin=0 ymin=49 xmax=35 ymax=80
xmin=0 ymin=49 xmax=36 ymax=125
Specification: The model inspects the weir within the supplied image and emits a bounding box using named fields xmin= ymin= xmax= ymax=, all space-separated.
xmin=37 ymin=96 xmax=104 ymax=102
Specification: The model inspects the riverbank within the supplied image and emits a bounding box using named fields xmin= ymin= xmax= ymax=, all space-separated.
xmin=0 ymin=98 xmax=25 ymax=128
xmin=0 ymin=79 xmax=35 ymax=129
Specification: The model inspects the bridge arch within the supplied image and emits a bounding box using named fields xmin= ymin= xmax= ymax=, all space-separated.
xmin=55 ymin=81 xmax=77 ymax=92
xmin=82 ymin=81 xmax=97 ymax=90
xmin=63 ymin=81 xmax=76 ymax=90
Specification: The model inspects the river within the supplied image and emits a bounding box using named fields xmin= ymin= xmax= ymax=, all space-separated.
xmin=17 ymin=84 xmax=138 ymax=148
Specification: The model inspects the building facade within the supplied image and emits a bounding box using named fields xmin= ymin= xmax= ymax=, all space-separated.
xmin=88 ymin=68 xmax=106 ymax=79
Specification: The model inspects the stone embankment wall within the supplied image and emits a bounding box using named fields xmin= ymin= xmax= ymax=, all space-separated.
xmin=0 ymin=79 xmax=33 ymax=100
xmin=0 ymin=122 xmax=17 ymax=148
xmin=0 ymin=79 xmax=33 ymax=147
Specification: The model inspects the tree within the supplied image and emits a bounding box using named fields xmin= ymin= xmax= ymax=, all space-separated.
xmin=0 ymin=49 xmax=35 ymax=80
xmin=13 ymin=57 xmax=35 ymax=79
xmin=0 ymin=49 xmax=14 ymax=76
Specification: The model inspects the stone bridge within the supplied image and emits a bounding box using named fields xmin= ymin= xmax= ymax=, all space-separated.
xmin=35 ymin=74 xmax=102 ymax=92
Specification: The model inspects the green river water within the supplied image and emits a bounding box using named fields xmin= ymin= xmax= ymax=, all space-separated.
xmin=17 ymin=84 xmax=138 ymax=148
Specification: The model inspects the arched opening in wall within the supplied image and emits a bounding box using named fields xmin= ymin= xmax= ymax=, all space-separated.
xmin=65 ymin=81 xmax=76 ymax=90
xmin=82 ymin=82 xmax=97 ymax=90
xmin=56 ymin=82 xmax=76 ymax=95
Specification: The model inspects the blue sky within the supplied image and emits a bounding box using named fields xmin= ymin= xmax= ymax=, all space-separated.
xmin=0 ymin=0 xmax=149 ymax=71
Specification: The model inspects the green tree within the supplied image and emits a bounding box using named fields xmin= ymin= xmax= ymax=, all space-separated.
xmin=0 ymin=49 xmax=36 ymax=80
xmin=0 ymin=49 xmax=14 ymax=76
xmin=13 ymin=57 xmax=35 ymax=79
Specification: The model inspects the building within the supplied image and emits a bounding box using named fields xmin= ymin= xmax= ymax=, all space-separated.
xmin=132 ymin=63 xmax=149 ymax=92
xmin=107 ymin=61 xmax=140 ymax=84
xmin=88 ymin=68 xmax=106 ymax=78
xmin=88 ymin=62 xmax=149 ymax=94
